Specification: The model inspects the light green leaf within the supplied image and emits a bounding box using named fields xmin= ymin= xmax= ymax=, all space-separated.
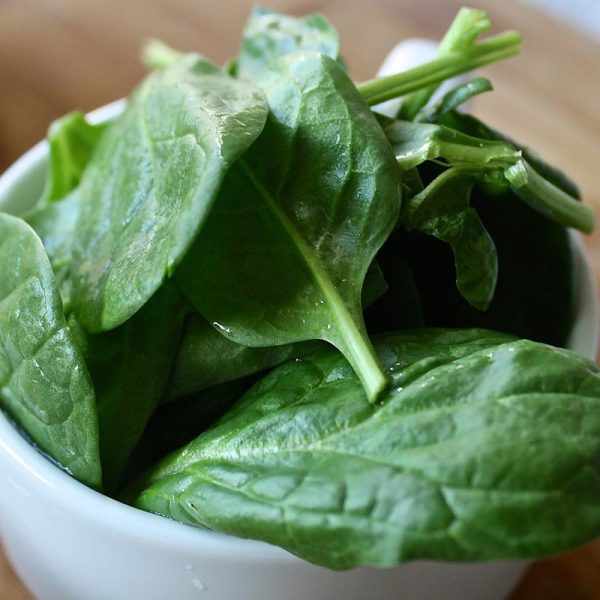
xmin=237 ymin=8 xmax=339 ymax=80
xmin=39 ymin=112 xmax=107 ymax=206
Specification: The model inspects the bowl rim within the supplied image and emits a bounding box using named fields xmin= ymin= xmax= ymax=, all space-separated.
xmin=0 ymin=96 xmax=597 ymax=566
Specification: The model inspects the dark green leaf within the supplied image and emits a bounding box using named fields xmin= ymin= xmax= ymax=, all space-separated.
xmin=237 ymin=8 xmax=339 ymax=80
xmin=176 ymin=52 xmax=401 ymax=401
xmin=397 ymin=187 xmax=575 ymax=347
xmin=39 ymin=112 xmax=107 ymax=205
xmin=70 ymin=55 xmax=268 ymax=332
xmin=168 ymin=260 xmax=387 ymax=401
xmin=132 ymin=329 xmax=600 ymax=569
xmin=167 ymin=314 xmax=319 ymax=402
xmin=402 ymin=167 xmax=497 ymax=310
xmin=0 ymin=213 xmax=101 ymax=488
xmin=78 ymin=284 xmax=188 ymax=491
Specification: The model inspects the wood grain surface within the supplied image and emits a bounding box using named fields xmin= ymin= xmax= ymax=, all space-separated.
xmin=1 ymin=0 xmax=599 ymax=598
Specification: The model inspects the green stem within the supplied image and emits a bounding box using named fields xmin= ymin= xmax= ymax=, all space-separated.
xmin=506 ymin=160 xmax=595 ymax=233
xmin=358 ymin=31 xmax=521 ymax=106
xmin=400 ymin=8 xmax=491 ymax=120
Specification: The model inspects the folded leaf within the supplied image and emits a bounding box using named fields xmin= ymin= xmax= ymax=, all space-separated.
xmin=0 ymin=213 xmax=101 ymax=488
xmin=402 ymin=167 xmax=497 ymax=310
xmin=70 ymin=55 xmax=269 ymax=332
xmin=132 ymin=329 xmax=600 ymax=569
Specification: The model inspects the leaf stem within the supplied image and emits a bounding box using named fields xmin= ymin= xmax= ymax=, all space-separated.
xmin=399 ymin=8 xmax=491 ymax=120
xmin=506 ymin=160 xmax=595 ymax=233
xmin=358 ymin=31 xmax=521 ymax=106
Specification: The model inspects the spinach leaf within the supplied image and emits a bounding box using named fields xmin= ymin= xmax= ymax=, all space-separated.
xmin=132 ymin=328 xmax=600 ymax=569
xmin=0 ymin=213 xmax=101 ymax=489
xmin=402 ymin=166 xmax=497 ymax=310
xmin=39 ymin=112 xmax=107 ymax=205
xmin=77 ymin=284 xmax=188 ymax=492
xmin=70 ymin=55 xmax=269 ymax=333
xmin=168 ymin=260 xmax=388 ymax=402
xmin=397 ymin=187 xmax=575 ymax=347
xmin=176 ymin=52 xmax=401 ymax=401
xmin=237 ymin=8 xmax=339 ymax=80
xmin=25 ymin=190 xmax=81 ymax=311
xmin=167 ymin=314 xmax=319 ymax=402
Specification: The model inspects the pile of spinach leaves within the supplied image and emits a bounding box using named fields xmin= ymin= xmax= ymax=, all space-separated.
xmin=1 ymin=7 xmax=599 ymax=570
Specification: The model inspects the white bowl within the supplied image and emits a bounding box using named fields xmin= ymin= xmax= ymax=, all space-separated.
xmin=0 ymin=47 xmax=597 ymax=600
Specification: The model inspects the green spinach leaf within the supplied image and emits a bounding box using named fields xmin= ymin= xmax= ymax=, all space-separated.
xmin=0 ymin=213 xmax=101 ymax=488
xmin=132 ymin=328 xmax=600 ymax=569
xmin=39 ymin=112 xmax=107 ymax=206
xmin=402 ymin=166 xmax=497 ymax=310
xmin=70 ymin=55 xmax=268 ymax=332
xmin=25 ymin=190 xmax=81 ymax=311
xmin=176 ymin=52 xmax=401 ymax=401
xmin=168 ymin=260 xmax=388 ymax=402
xmin=77 ymin=284 xmax=188 ymax=491
xmin=237 ymin=8 xmax=339 ymax=80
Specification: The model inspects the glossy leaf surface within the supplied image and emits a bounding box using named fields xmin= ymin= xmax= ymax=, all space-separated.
xmin=71 ymin=55 xmax=268 ymax=332
xmin=0 ymin=214 xmax=101 ymax=488
xmin=134 ymin=329 xmax=600 ymax=569
xmin=177 ymin=52 xmax=401 ymax=401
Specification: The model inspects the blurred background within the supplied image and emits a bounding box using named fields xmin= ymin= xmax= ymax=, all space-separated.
xmin=1 ymin=0 xmax=599 ymax=598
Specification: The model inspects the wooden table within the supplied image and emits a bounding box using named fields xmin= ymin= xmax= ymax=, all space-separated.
xmin=1 ymin=0 xmax=599 ymax=598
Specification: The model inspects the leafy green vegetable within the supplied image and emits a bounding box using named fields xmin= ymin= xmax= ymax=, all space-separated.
xmin=176 ymin=52 xmax=400 ymax=402
xmin=70 ymin=55 xmax=269 ymax=333
xmin=397 ymin=187 xmax=575 ymax=347
xmin=168 ymin=261 xmax=388 ymax=401
xmin=237 ymin=7 xmax=339 ymax=80
xmin=3 ymin=5 xmax=598 ymax=570
xmin=39 ymin=112 xmax=107 ymax=205
xmin=402 ymin=166 xmax=497 ymax=310
xmin=132 ymin=329 xmax=600 ymax=569
xmin=167 ymin=314 xmax=319 ymax=402
xmin=0 ymin=213 xmax=101 ymax=488
xmin=78 ymin=284 xmax=188 ymax=491
xmin=25 ymin=190 xmax=81 ymax=310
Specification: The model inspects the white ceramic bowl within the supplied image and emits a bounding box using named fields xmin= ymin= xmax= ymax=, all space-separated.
xmin=0 ymin=45 xmax=597 ymax=600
